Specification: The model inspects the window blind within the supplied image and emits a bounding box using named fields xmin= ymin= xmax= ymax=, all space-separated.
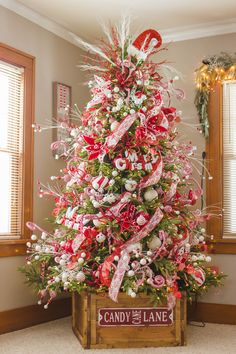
xmin=0 ymin=60 xmax=24 ymax=239
xmin=223 ymin=81 xmax=236 ymax=238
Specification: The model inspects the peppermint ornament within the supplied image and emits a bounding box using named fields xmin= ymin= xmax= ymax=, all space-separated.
xmin=125 ymin=179 xmax=137 ymax=192
xmin=96 ymin=232 xmax=106 ymax=243
xmin=92 ymin=176 xmax=109 ymax=190
xmin=191 ymin=267 xmax=205 ymax=286
xmin=136 ymin=213 xmax=148 ymax=226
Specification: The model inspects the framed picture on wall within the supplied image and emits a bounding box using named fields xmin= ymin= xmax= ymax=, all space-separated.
xmin=53 ymin=81 xmax=72 ymax=158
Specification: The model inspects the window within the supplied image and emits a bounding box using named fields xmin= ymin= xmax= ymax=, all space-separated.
xmin=206 ymin=82 xmax=236 ymax=254
xmin=0 ymin=44 xmax=34 ymax=257
xmin=222 ymin=82 xmax=236 ymax=238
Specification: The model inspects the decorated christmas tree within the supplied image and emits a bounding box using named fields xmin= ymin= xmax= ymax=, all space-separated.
xmin=21 ymin=19 xmax=224 ymax=309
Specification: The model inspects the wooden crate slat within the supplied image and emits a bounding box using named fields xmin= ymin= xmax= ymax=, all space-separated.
xmin=72 ymin=292 xmax=186 ymax=349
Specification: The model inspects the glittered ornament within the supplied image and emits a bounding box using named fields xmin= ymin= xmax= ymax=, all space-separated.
xmin=144 ymin=188 xmax=158 ymax=201
xmin=148 ymin=236 xmax=162 ymax=250
xmin=76 ymin=271 xmax=86 ymax=282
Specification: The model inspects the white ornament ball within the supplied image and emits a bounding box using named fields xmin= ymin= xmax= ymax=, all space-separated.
xmin=125 ymin=180 xmax=137 ymax=192
xmin=92 ymin=201 xmax=100 ymax=208
xmin=198 ymin=255 xmax=205 ymax=261
xmin=81 ymin=252 xmax=86 ymax=258
xmin=76 ymin=271 xmax=86 ymax=282
xmin=93 ymin=219 xmax=102 ymax=227
xmin=140 ymin=258 xmax=147 ymax=266
xmin=96 ymin=233 xmax=106 ymax=243
xmin=114 ymin=255 xmax=119 ymax=261
xmin=206 ymin=256 xmax=212 ymax=263
xmin=113 ymin=86 xmax=119 ymax=93
xmin=59 ymin=259 xmax=66 ymax=266
xmin=191 ymin=255 xmax=198 ymax=262
xmin=130 ymin=109 xmax=135 ymax=115
xmin=127 ymin=270 xmax=135 ymax=277
xmin=35 ymin=255 xmax=39 ymax=260
xmin=148 ymin=236 xmax=162 ymax=250
xmin=144 ymin=189 xmax=158 ymax=201
xmin=77 ymin=257 xmax=84 ymax=265
xmin=199 ymin=235 xmax=205 ymax=242
xmin=110 ymin=121 xmax=119 ymax=131
xmin=109 ymin=179 xmax=115 ymax=186
xmin=130 ymin=291 xmax=136 ymax=298
xmin=41 ymin=232 xmax=47 ymax=240
xmin=126 ymin=243 xmax=142 ymax=253
xmin=127 ymin=288 xmax=133 ymax=296
xmin=35 ymin=245 xmax=41 ymax=252
xmin=31 ymin=234 xmax=37 ymax=241
xmin=55 ymin=276 xmax=60 ymax=283
xmin=112 ymin=170 xmax=118 ymax=177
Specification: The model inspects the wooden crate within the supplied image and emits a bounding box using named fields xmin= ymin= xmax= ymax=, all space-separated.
xmin=72 ymin=292 xmax=186 ymax=349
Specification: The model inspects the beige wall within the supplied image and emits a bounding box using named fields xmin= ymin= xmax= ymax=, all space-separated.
xmin=0 ymin=6 xmax=89 ymax=311
xmin=0 ymin=5 xmax=235 ymax=311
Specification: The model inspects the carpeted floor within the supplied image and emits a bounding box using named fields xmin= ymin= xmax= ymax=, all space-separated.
xmin=0 ymin=317 xmax=236 ymax=354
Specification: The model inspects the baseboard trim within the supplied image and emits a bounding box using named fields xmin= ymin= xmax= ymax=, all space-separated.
xmin=188 ymin=302 xmax=236 ymax=325
xmin=0 ymin=297 xmax=72 ymax=335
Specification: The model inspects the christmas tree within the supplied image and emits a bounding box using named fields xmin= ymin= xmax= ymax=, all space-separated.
xmin=21 ymin=19 xmax=224 ymax=309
